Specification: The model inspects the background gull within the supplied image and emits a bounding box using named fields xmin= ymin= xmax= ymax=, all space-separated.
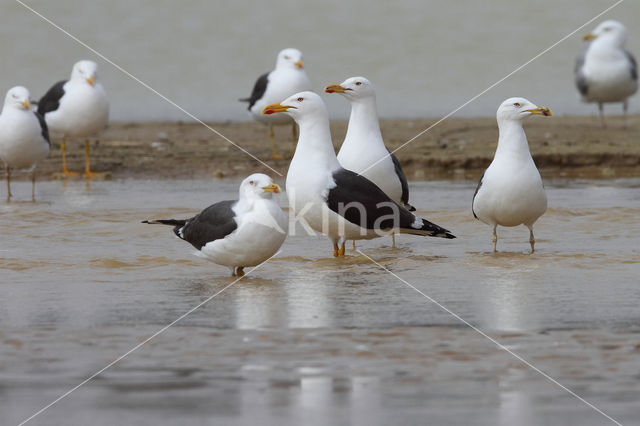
xmin=38 ymin=60 xmax=109 ymax=178
xmin=0 ymin=86 xmax=50 ymax=201
xmin=575 ymin=20 xmax=638 ymax=128
xmin=240 ymin=48 xmax=312 ymax=159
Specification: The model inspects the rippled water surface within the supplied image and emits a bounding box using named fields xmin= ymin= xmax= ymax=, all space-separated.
xmin=1 ymin=178 xmax=640 ymax=425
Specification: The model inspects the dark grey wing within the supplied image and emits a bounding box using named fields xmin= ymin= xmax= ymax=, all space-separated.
xmin=625 ymin=50 xmax=637 ymax=81
xmin=389 ymin=153 xmax=414 ymax=211
xmin=326 ymin=168 xmax=454 ymax=238
xmin=33 ymin=111 xmax=50 ymax=145
xmin=37 ymin=80 xmax=67 ymax=115
xmin=177 ymin=200 xmax=239 ymax=250
xmin=574 ymin=42 xmax=591 ymax=96
xmin=240 ymin=72 xmax=269 ymax=110
xmin=472 ymin=170 xmax=485 ymax=219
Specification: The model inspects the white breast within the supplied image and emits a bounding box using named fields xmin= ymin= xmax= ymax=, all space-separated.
xmin=198 ymin=199 xmax=288 ymax=268
xmin=45 ymin=82 xmax=109 ymax=137
xmin=0 ymin=111 xmax=49 ymax=169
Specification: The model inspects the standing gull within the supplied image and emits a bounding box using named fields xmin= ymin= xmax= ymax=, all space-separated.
xmin=240 ymin=48 xmax=312 ymax=159
xmin=0 ymin=86 xmax=50 ymax=201
xmin=263 ymin=92 xmax=454 ymax=257
xmin=326 ymin=77 xmax=415 ymax=248
xmin=38 ymin=60 xmax=109 ymax=178
xmin=472 ymin=97 xmax=551 ymax=253
xmin=575 ymin=20 xmax=637 ymax=128
xmin=143 ymin=174 xmax=287 ymax=277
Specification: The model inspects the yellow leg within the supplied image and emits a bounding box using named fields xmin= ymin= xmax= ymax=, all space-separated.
xmin=5 ymin=166 xmax=11 ymax=202
xmin=83 ymin=140 xmax=105 ymax=179
xmin=338 ymin=242 xmax=345 ymax=257
xmin=529 ymin=229 xmax=535 ymax=254
xmin=61 ymin=138 xmax=79 ymax=177
xmin=392 ymin=234 xmax=396 ymax=248
xmin=31 ymin=171 xmax=36 ymax=202
xmin=333 ymin=243 xmax=339 ymax=257
xmin=492 ymin=225 xmax=498 ymax=253
xmin=352 ymin=240 xmax=356 ymax=250
xmin=270 ymin=125 xmax=284 ymax=160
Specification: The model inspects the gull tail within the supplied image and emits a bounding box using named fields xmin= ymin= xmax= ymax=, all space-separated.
xmin=142 ymin=219 xmax=186 ymax=227
xmin=238 ymin=97 xmax=250 ymax=103
xmin=401 ymin=218 xmax=456 ymax=239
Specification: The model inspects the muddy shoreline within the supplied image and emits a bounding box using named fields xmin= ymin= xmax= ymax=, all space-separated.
xmin=17 ymin=114 xmax=640 ymax=181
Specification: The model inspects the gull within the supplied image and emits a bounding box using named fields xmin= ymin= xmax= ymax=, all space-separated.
xmin=263 ymin=91 xmax=454 ymax=257
xmin=472 ymin=97 xmax=551 ymax=253
xmin=0 ymin=86 xmax=50 ymax=201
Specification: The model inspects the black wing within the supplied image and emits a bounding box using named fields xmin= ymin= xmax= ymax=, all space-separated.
xmin=574 ymin=42 xmax=591 ymax=96
xmin=625 ymin=50 xmax=638 ymax=81
xmin=239 ymin=72 xmax=269 ymax=110
xmin=326 ymin=168 xmax=454 ymax=238
xmin=143 ymin=200 xmax=238 ymax=250
xmin=37 ymin=80 xmax=67 ymax=115
xmin=33 ymin=111 xmax=50 ymax=145
xmin=390 ymin=153 xmax=415 ymax=211
xmin=472 ymin=170 xmax=485 ymax=219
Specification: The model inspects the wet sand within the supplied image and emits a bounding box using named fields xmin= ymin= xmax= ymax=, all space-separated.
xmin=19 ymin=114 xmax=640 ymax=181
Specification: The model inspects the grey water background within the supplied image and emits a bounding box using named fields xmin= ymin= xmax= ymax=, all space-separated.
xmin=1 ymin=0 xmax=639 ymax=122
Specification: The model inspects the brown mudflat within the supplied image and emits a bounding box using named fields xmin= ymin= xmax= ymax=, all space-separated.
xmin=28 ymin=114 xmax=640 ymax=180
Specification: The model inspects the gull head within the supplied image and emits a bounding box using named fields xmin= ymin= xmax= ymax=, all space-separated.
xmin=583 ymin=20 xmax=628 ymax=47
xmin=3 ymin=86 xmax=31 ymax=111
xmin=240 ymin=173 xmax=281 ymax=200
xmin=325 ymin=76 xmax=375 ymax=101
xmin=497 ymin=97 xmax=552 ymax=122
xmin=276 ymin=48 xmax=304 ymax=70
xmin=262 ymin=91 xmax=327 ymax=124
xmin=71 ymin=60 xmax=99 ymax=86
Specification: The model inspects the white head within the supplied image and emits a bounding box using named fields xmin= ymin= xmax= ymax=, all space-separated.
xmin=496 ymin=97 xmax=552 ymax=122
xmin=3 ymin=86 xmax=31 ymax=111
xmin=70 ymin=60 xmax=100 ymax=86
xmin=325 ymin=76 xmax=376 ymax=101
xmin=239 ymin=173 xmax=281 ymax=200
xmin=275 ymin=48 xmax=304 ymax=70
xmin=584 ymin=20 xmax=628 ymax=47
xmin=262 ymin=91 xmax=328 ymax=125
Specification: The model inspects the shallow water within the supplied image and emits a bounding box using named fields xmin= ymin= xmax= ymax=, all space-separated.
xmin=2 ymin=1 xmax=639 ymax=121
xmin=1 ymin=178 xmax=639 ymax=425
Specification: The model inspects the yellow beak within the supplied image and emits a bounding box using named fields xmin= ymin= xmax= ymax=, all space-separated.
xmin=526 ymin=106 xmax=552 ymax=116
xmin=21 ymin=100 xmax=31 ymax=110
xmin=262 ymin=102 xmax=295 ymax=115
xmin=87 ymin=76 xmax=95 ymax=86
xmin=325 ymin=84 xmax=351 ymax=94
xmin=294 ymin=60 xmax=304 ymax=69
xmin=262 ymin=183 xmax=281 ymax=193
xmin=583 ymin=32 xmax=597 ymax=41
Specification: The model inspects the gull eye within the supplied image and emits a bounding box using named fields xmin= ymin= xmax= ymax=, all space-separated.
xmin=284 ymin=55 xmax=290 ymax=60
xmin=249 ymin=180 xmax=254 ymax=185
xmin=11 ymin=93 xmax=18 ymax=99
xmin=297 ymin=97 xmax=304 ymax=102
xmin=355 ymin=81 xmax=362 ymax=86
xmin=513 ymin=102 xmax=521 ymax=107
